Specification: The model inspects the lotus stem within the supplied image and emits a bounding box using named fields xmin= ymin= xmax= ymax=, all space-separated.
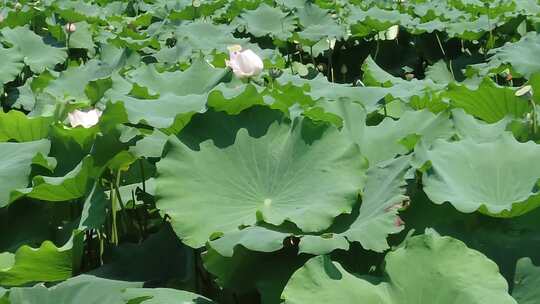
xmin=530 ymin=99 xmax=537 ymax=136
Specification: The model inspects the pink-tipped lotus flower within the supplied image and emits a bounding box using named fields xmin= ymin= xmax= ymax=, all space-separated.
xmin=68 ymin=109 xmax=102 ymax=128
xmin=226 ymin=45 xmax=264 ymax=78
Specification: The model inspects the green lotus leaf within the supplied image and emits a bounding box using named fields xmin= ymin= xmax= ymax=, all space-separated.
xmin=237 ymin=4 xmax=296 ymax=40
xmin=171 ymin=20 xmax=249 ymax=57
xmin=129 ymin=130 xmax=169 ymax=159
xmin=0 ymin=6 xmax=35 ymax=29
xmin=106 ymin=92 xmax=205 ymax=129
xmin=425 ymin=60 xmax=455 ymax=84
xmin=208 ymin=226 xmax=291 ymax=258
xmin=277 ymin=73 xmax=390 ymax=113
xmin=4 ymin=275 xmax=141 ymax=304
xmin=362 ymin=56 xmax=447 ymax=105
xmin=44 ymin=60 xmax=114 ymax=102
xmin=6 ymin=78 xmax=36 ymax=111
xmin=78 ymin=183 xmax=108 ymax=231
xmin=513 ymin=258 xmax=540 ymax=304
xmin=0 ymin=140 xmax=51 ymax=208
xmin=104 ymin=59 xmax=228 ymax=129
xmin=0 ymin=238 xmax=81 ymax=287
xmin=296 ymin=4 xmax=332 ymax=28
xmin=335 ymin=155 xmax=409 ymax=252
xmin=451 ymin=108 xmax=511 ymax=142
xmin=209 ymin=155 xmax=410 ymax=257
xmin=126 ymin=58 xmax=227 ymax=97
xmin=177 ymin=106 xmax=284 ymax=150
xmin=156 ymin=118 xmax=366 ymax=248
xmin=281 ymin=233 xmax=516 ymax=304
xmin=480 ymin=32 xmax=540 ymax=79
xmin=208 ymin=81 xmax=266 ymax=115
xmin=0 ymin=46 xmax=24 ymax=93
xmin=273 ymin=0 xmax=306 ymax=9
xmin=47 ymin=123 xmax=98 ymax=175
xmin=445 ymin=78 xmax=530 ymax=123
xmin=348 ymin=6 xmax=414 ymax=37
xmin=418 ymin=134 xmax=540 ymax=216
xmin=357 ymin=109 xmax=453 ymax=166
xmin=401 ymin=179 xmax=540 ymax=280
xmin=445 ymin=15 xmax=498 ymax=40
xmin=0 ymin=27 xmax=67 ymax=73
xmin=0 ymin=111 xmax=52 ymax=142
xmin=67 ymin=21 xmax=96 ymax=53
xmin=13 ymin=156 xmax=95 ymax=203
xmin=169 ymin=0 xmax=227 ymax=20
xmin=295 ymin=5 xmax=345 ymax=43
xmin=55 ymin=0 xmax=125 ymax=21
xmin=123 ymin=288 xmax=214 ymax=304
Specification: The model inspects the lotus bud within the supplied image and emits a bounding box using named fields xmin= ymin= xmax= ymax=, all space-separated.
xmin=225 ymin=45 xmax=264 ymax=78
xmin=14 ymin=2 xmax=22 ymax=10
xmin=68 ymin=109 xmax=102 ymax=128
xmin=65 ymin=22 xmax=76 ymax=34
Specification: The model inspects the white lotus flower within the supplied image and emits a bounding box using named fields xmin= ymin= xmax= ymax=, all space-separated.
xmin=68 ymin=109 xmax=102 ymax=128
xmin=65 ymin=23 xmax=76 ymax=33
xmin=226 ymin=45 xmax=264 ymax=78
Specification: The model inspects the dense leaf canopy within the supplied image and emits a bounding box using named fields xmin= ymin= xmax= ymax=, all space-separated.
xmin=1 ymin=0 xmax=539 ymax=303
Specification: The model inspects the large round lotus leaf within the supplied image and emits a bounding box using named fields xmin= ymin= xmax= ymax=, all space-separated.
xmin=156 ymin=119 xmax=367 ymax=248
xmin=419 ymin=134 xmax=540 ymax=215
xmin=382 ymin=232 xmax=515 ymax=304
xmin=512 ymin=258 xmax=540 ymax=304
xmin=208 ymin=155 xmax=411 ymax=257
xmin=281 ymin=232 xmax=516 ymax=304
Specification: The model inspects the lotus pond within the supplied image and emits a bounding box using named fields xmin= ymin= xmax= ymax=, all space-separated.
xmin=0 ymin=0 xmax=539 ymax=303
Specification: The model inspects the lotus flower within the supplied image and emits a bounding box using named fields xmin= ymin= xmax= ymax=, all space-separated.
xmin=65 ymin=23 xmax=76 ymax=33
xmin=68 ymin=109 xmax=102 ymax=128
xmin=226 ymin=45 xmax=264 ymax=78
